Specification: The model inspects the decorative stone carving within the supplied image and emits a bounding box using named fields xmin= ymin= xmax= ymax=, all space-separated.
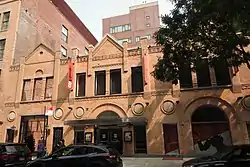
xmin=7 ymin=111 xmax=16 ymax=122
xmin=74 ymin=107 xmax=84 ymax=119
xmin=54 ymin=108 xmax=63 ymax=120
xmin=161 ymin=100 xmax=176 ymax=115
xmin=242 ymin=95 xmax=250 ymax=110
xmin=132 ymin=103 xmax=145 ymax=116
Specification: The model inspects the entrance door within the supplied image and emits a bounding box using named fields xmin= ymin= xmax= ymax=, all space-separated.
xmin=97 ymin=127 xmax=123 ymax=154
xmin=52 ymin=127 xmax=63 ymax=152
xmin=134 ymin=125 xmax=147 ymax=153
xmin=74 ymin=130 xmax=85 ymax=144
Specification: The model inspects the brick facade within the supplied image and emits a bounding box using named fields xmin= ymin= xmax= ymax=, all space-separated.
xmin=2 ymin=33 xmax=250 ymax=155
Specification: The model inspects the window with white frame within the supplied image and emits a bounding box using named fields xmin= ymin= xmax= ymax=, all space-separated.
xmin=146 ymin=34 xmax=151 ymax=40
xmin=135 ymin=36 xmax=140 ymax=43
xmin=61 ymin=46 xmax=67 ymax=58
xmin=61 ymin=25 xmax=68 ymax=42
xmin=1 ymin=11 xmax=10 ymax=31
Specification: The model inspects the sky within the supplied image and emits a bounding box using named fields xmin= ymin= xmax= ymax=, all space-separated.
xmin=65 ymin=0 xmax=174 ymax=41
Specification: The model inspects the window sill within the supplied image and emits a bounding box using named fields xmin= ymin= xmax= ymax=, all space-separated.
xmin=180 ymin=85 xmax=232 ymax=91
xmin=0 ymin=29 xmax=7 ymax=33
xmin=75 ymin=92 xmax=144 ymax=99
xmin=20 ymin=99 xmax=52 ymax=104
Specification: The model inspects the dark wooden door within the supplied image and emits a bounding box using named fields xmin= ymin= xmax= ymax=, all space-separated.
xmin=52 ymin=127 xmax=63 ymax=152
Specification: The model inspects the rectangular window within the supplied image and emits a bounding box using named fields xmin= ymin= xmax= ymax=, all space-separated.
xmin=135 ymin=36 xmax=140 ymax=43
xmin=33 ymin=78 xmax=43 ymax=100
xmin=84 ymin=47 xmax=89 ymax=56
xmin=95 ymin=71 xmax=106 ymax=95
xmin=110 ymin=24 xmax=131 ymax=34
xmin=214 ymin=59 xmax=231 ymax=86
xmin=61 ymin=46 xmax=67 ymax=58
xmin=21 ymin=79 xmax=31 ymax=101
xmin=0 ymin=39 xmax=6 ymax=61
xmin=195 ymin=59 xmax=211 ymax=87
xmin=131 ymin=66 xmax=144 ymax=93
xmin=117 ymin=38 xmax=132 ymax=45
xmin=1 ymin=11 xmax=10 ymax=31
xmin=61 ymin=25 xmax=68 ymax=42
xmin=179 ymin=62 xmax=193 ymax=88
xmin=146 ymin=34 xmax=151 ymax=40
xmin=110 ymin=69 xmax=121 ymax=94
xmin=76 ymin=73 xmax=86 ymax=97
xmin=45 ymin=77 xmax=53 ymax=99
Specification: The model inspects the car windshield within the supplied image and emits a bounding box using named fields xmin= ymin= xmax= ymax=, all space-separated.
xmin=212 ymin=149 xmax=233 ymax=159
xmin=4 ymin=145 xmax=30 ymax=155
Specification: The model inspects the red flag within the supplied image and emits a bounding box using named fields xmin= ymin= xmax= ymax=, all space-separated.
xmin=67 ymin=59 xmax=74 ymax=90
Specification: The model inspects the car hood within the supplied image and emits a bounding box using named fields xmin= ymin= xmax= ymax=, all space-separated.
xmin=26 ymin=157 xmax=51 ymax=166
xmin=183 ymin=156 xmax=220 ymax=166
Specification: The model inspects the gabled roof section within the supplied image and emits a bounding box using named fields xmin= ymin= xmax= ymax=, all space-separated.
xmin=25 ymin=43 xmax=55 ymax=62
xmin=51 ymin=0 xmax=98 ymax=45
xmin=93 ymin=34 xmax=124 ymax=55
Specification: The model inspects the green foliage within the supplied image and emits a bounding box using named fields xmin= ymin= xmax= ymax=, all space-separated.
xmin=153 ymin=0 xmax=250 ymax=83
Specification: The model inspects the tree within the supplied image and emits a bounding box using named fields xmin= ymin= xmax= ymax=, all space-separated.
xmin=153 ymin=0 xmax=250 ymax=84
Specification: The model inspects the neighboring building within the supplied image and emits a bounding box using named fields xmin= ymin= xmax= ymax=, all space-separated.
xmin=0 ymin=0 xmax=97 ymax=145
xmin=102 ymin=1 xmax=160 ymax=47
xmin=2 ymin=29 xmax=250 ymax=155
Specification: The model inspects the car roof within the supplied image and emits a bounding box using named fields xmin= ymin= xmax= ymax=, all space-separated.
xmin=0 ymin=143 xmax=27 ymax=146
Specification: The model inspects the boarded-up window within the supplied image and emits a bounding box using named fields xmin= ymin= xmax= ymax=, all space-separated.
xmin=21 ymin=79 xmax=31 ymax=101
xmin=45 ymin=77 xmax=53 ymax=99
xmin=33 ymin=78 xmax=43 ymax=100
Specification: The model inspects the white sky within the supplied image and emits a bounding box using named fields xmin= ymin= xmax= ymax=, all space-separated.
xmin=65 ymin=0 xmax=174 ymax=41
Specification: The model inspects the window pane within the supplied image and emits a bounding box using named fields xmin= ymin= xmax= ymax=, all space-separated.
xmin=22 ymin=80 xmax=31 ymax=101
xmin=61 ymin=46 xmax=67 ymax=58
xmin=45 ymin=77 xmax=53 ymax=99
xmin=76 ymin=73 xmax=86 ymax=97
xmin=214 ymin=59 xmax=231 ymax=86
xmin=1 ymin=12 xmax=10 ymax=31
xmin=110 ymin=69 xmax=121 ymax=94
xmin=95 ymin=71 xmax=106 ymax=95
xmin=0 ymin=39 xmax=6 ymax=60
xmin=33 ymin=78 xmax=43 ymax=100
xmin=131 ymin=66 xmax=144 ymax=93
xmin=62 ymin=25 xmax=68 ymax=36
xmin=195 ymin=59 xmax=211 ymax=87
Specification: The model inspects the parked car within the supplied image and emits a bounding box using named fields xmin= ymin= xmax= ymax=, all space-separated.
xmin=0 ymin=143 xmax=32 ymax=167
xmin=26 ymin=144 xmax=123 ymax=167
xmin=182 ymin=144 xmax=250 ymax=167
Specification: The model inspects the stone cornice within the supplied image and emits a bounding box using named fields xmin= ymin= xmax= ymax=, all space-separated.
xmin=92 ymin=53 xmax=123 ymax=61
xmin=92 ymin=63 xmax=123 ymax=69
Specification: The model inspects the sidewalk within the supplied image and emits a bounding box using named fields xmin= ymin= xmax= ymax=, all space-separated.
xmin=122 ymin=157 xmax=184 ymax=167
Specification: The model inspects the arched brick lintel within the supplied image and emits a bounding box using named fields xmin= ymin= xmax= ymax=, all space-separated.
xmin=89 ymin=103 xmax=127 ymax=119
xmin=184 ymin=96 xmax=238 ymax=122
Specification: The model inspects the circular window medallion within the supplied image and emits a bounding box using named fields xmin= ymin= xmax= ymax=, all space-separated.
xmin=7 ymin=111 xmax=16 ymax=122
xmin=74 ymin=107 xmax=84 ymax=119
xmin=54 ymin=108 xmax=63 ymax=120
xmin=242 ymin=96 xmax=250 ymax=110
xmin=132 ymin=103 xmax=145 ymax=116
xmin=161 ymin=100 xmax=175 ymax=115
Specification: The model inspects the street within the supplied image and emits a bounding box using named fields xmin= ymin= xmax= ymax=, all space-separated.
xmin=122 ymin=157 xmax=184 ymax=167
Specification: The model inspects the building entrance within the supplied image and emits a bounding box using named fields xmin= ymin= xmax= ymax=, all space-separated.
xmin=94 ymin=111 xmax=124 ymax=154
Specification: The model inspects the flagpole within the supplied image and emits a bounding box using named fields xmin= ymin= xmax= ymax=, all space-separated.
xmin=43 ymin=106 xmax=46 ymax=145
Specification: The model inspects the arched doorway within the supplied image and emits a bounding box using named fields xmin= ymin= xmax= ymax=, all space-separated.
xmin=191 ymin=105 xmax=232 ymax=156
xmin=97 ymin=111 xmax=120 ymax=120
xmin=94 ymin=111 xmax=123 ymax=154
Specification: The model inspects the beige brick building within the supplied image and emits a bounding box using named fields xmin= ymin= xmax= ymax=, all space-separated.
xmin=2 ymin=30 xmax=250 ymax=155
xmin=1 ymin=0 xmax=250 ymax=157
xmin=0 ymin=0 xmax=96 ymax=151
